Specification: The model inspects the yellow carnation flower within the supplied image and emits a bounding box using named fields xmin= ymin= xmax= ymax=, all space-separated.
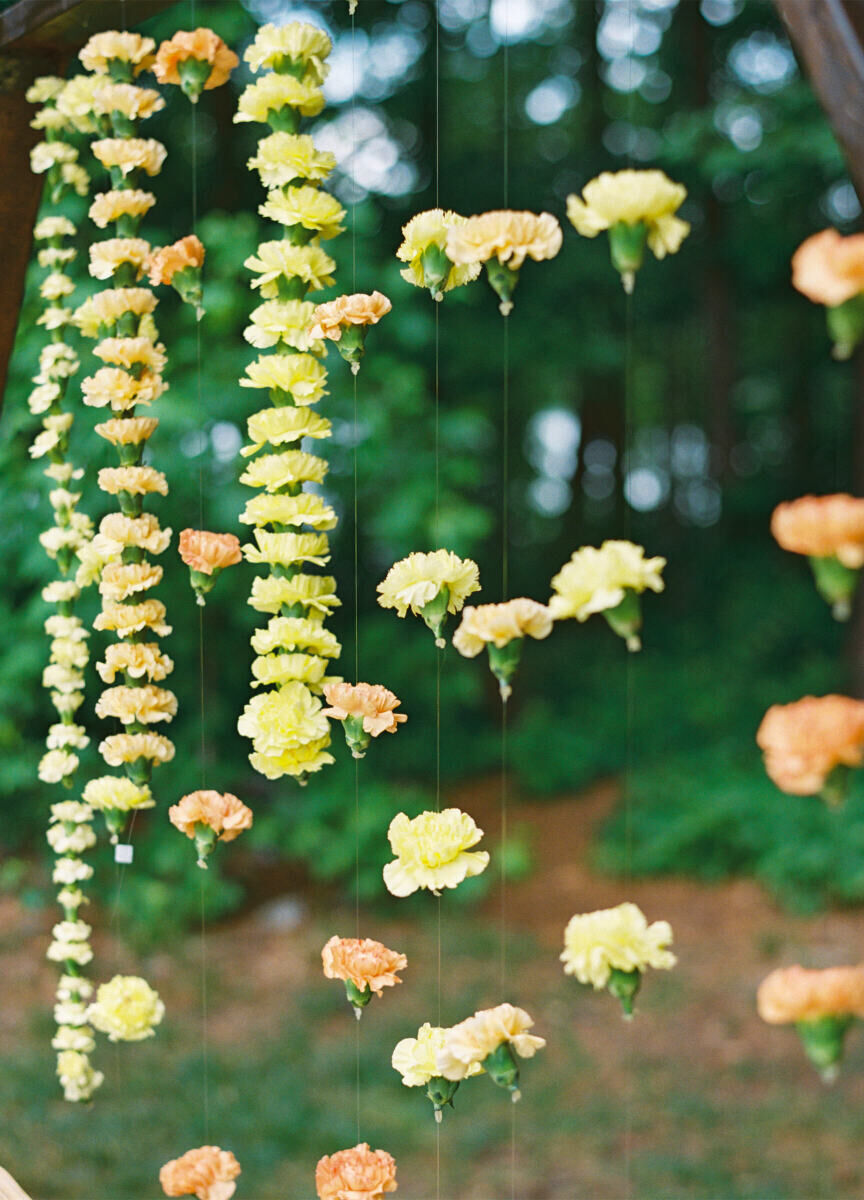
xmin=245 ymin=241 xmax=336 ymax=297
xmin=82 ymin=366 xmax=165 ymax=410
xmin=251 ymin=652 xmax=328 ymax=688
xmin=93 ymin=336 xmax=166 ymax=372
xmin=244 ymin=300 xmax=321 ymax=352
xmin=89 ymin=237 xmax=151 ymax=280
xmin=237 ymin=680 xmax=330 ymax=755
xmin=96 ymin=642 xmax=173 ymax=684
xmin=87 ymin=975 xmax=164 ymax=1042
xmin=30 ymin=107 xmax=68 ymax=133
xmin=88 ymin=189 xmax=156 ymax=229
xmin=247 ymin=131 xmax=335 ymax=188
xmin=95 ymin=685 xmax=177 ymax=725
xmin=436 ymin=1004 xmax=545 ymax=1084
xmin=74 ymin=287 xmax=157 ymax=338
xmin=250 ymin=615 xmax=341 ymax=658
xmin=35 ymin=216 xmax=76 ymax=240
xmin=97 ymin=465 xmax=168 ymax=496
xmin=243 ymin=529 xmax=331 ymax=569
xmin=26 ymin=75 xmax=66 ymax=103
xmin=453 ymin=599 xmax=552 ymax=655
xmin=240 ymin=352 xmax=328 ymax=403
xmin=397 ymin=208 xmax=483 ymax=297
xmin=239 ymin=450 xmax=328 ymax=491
xmin=244 ymin=21 xmax=331 ymax=80
xmin=243 ymin=406 xmax=331 ymax=455
xmin=94 ymin=598 xmax=171 ymax=637
xmin=92 ymin=137 xmax=166 ymax=177
xmin=30 ymin=141 xmax=77 ymax=173
xmin=259 ymin=185 xmax=345 ymax=239
xmin=94 ymin=417 xmax=159 ymax=445
xmin=82 ymin=776 xmax=154 ymax=812
xmin=393 ymin=1023 xmax=484 ymax=1088
xmin=40 ymin=273 xmax=75 ymax=301
xmin=235 ymin=74 xmax=324 ymax=124
xmin=74 ymin=533 xmax=123 ymax=587
xmin=250 ymin=737 xmax=334 ymax=780
xmin=98 ymin=561 xmax=163 ymax=601
xmin=377 ymin=549 xmax=481 ymax=645
xmin=549 ymin=540 xmax=665 ymax=650
xmin=561 ymin=901 xmax=676 ymax=994
xmin=248 ymin=573 xmax=340 ymax=617
xmin=99 ymin=732 xmax=174 ymax=767
xmin=80 ymin=31 xmax=156 ymax=72
xmin=100 ymin=512 xmax=171 ymax=554
xmin=446 ymin=210 xmax=562 ymax=270
xmin=54 ymin=74 xmax=103 ymax=132
xmin=239 ymin=492 xmax=337 ymax=530
xmin=93 ymin=82 xmax=164 ymax=120
xmin=383 ymin=808 xmax=489 ymax=897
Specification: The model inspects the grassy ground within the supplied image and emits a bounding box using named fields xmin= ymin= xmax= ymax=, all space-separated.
xmin=5 ymin=781 xmax=864 ymax=1199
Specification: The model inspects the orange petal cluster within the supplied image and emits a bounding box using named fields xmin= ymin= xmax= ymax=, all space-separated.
xmin=792 ymin=229 xmax=864 ymax=308
xmin=315 ymin=1143 xmax=398 ymax=1200
xmin=770 ymin=494 xmax=864 ymax=568
xmin=321 ymin=682 xmax=407 ymax=737
xmin=756 ymin=694 xmax=864 ymax=795
xmin=757 ymin=964 xmax=864 ymax=1024
xmin=148 ymin=235 xmax=206 ymax=287
xmin=321 ymin=935 xmax=407 ymax=997
xmin=178 ymin=529 xmax=242 ymax=575
xmin=310 ymin=291 xmax=392 ymax=341
xmin=159 ymin=1145 xmax=241 ymax=1200
xmin=168 ymin=790 xmax=253 ymax=842
xmin=153 ymin=29 xmax=239 ymax=91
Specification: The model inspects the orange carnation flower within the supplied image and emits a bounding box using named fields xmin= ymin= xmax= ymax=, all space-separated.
xmin=756 ymin=694 xmax=864 ymax=798
xmin=179 ymin=529 xmax=241 ymax=575
xmin=322 ymin=935 xmax=407 ymax=1002
xmin=758 ymin=964 xmax=864 ymax=1025
xmin=771 ymin=494 xmax=864 ymax=568
xmin=321 ymin=682 xmax=406 ymax=758
xmin=159 ymin=1145 xmax=241 ymax=1200
xmin=169 ymin=790 xmax=253 ymax=868
xmin=791 ymin=229 xmax=864 ymax=308
xmin=147 ymin=235 xmax=205 ymax=286
xmin=310 ymin=292 xmax=392 ymax=341
xmin=315 ymin=1144 xmax=397 ymax=1200
xmin=153 ymin=29 xmax=239 ymax=97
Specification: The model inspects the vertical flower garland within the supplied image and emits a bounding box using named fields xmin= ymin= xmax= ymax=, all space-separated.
xmin=27 ymin=78 xmax=104 ymax=1104
xmin=234 ymin=22 xmax=347 ymax=783
xmin=72 ymin=32 xmax=177 ymax=843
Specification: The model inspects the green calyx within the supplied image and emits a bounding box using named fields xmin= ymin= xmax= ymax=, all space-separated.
xmin=795 ymin=1014 xmax=853 ymax=1081
xmin=609 ymin=220 xmax=648 ymax=294
xmin=808 ymin=554 xmax=859 ymax=621
xmin=336 ymin=324 xmax=367 ymax=373
xmin=603 ymin=590 xmax=643 ymax=652
xmin=420 ymin=242 xmax=452 ymax=299
xmin=481 ymin=1041 xmax=521 ymax=1098
xmin=487 ymin=638 xmax=524 ymax=703
xmin=189 ymin=567 xmax=218 ymax=607
xmin=194 ymin=823 xmax=218 ymax=868
xmin=171 ymin=265 xmax=204 ymax=319
xmin=267 ymin=105 xmax=300 ymax=134
xmin=425 ymin=1076 xmax=460 ymax=1120
xmin=107 ymin=58 xmax=135 ymax=84
xmin=177 ymin=56 xmax=213 ymax=103
xmin=608 ymin=966 xmax=642 ymax=1017
xmin=485 ymin=258 xmax=520 ymax=316
xmin=103 ymin=808 xmax=127 ymax=845
xmin=821 ymin=763 xmax=851 ymax=809
xmin=420 ymin=586 xmax=451 ymax=648
xmin=826 ymin=293 xmax=864 ymax=361
xmin=345 ymin=979 xmax=372 ymax=1010
xmin=342 ymin=713 xmax=370 ymax=759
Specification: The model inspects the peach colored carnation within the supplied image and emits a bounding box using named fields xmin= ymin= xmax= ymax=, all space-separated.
xmin=168 ymin=791 xmax=253 ymax=842
xmin=153 ymin=29 xmax=239 ymax=90
xmin=148 ymin=236 xmax=206 ymax=286
xmin=320 ymin=682 xmax=407 ymax=736
xmin=315 ymin=1143 xmax=397 ymax=1200
xmin=756 ymin=694 xmax=864 ymax=795
xmin=321 ymin=935 xmax=407 ymax=997
xmin=310 ymin=292 xmax=392 ymax=342
xmin=159 ymin=1145 xmax=241 ymax=1200
xmin=178 ymin=529 xmax=242 ymax=575
xmin=791 ymin=229 xmax=864 ymax=307
xmin=771 ymin=494 xmax=864 ymax=568
xmin=757 ymin=964 xmax=864 ymax=1024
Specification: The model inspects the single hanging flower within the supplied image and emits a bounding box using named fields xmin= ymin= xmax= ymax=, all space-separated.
xmin=756 ymin=694 xmax=864 ymax=805
xmin=309 ymin=291 xmax=391 ymax=372
xmin=757 ymin=964 xmax=864 ymax=1082
xmin=445 ymin=210 xmax=562 ymax=314
xmin=178 ymin=529 xmax=242 ymax=605
xmin=153 ymin=29 xmax=239 ymax=102
xmin=322 ymin=935 xmax=407 ymax=1016
xmin=315 ymin=1144 xmax=397 ymax=1200
xmin=548 ymin=540 xmax=666 ymax=651
xmin=452 ymin=598 xmax=553 ymax=701
xmin=376 ymin=549 xmax=480 ymax=647
xmin=87 ymin=974 xmax=164 ymax=1042
xmin=148 ymin=235 xmax=206 ymax=317
xmin=560 ymin=902 xmax=676 ymax=1017
xmin=792 ymin=229 xmax=864 ymax=359
xmin=436 ymin=1003 xmax=545 ymax=1100
xmin=383 ymin=808 xmax=489 ymax=897
xmin=320 ymin=682 xmax=406 ymax=758
xmin=770 ymin=494 xmax=864 ymax=620
xmin=567 ymin=169 xmax=690 ymax=292
xmin=392 ymin=1021 xmax=483 ymax=1120
xmin=168 ymin=790 xmax=254 ymax=868
xmin=396 ymin=208 xmax=482 ymax=300
xmin=160 ymin=1145 xmax=242 ymax=1200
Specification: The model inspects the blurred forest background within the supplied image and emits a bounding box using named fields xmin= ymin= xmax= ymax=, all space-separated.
xmin=3 ymin=0 xmax=864 ymax=941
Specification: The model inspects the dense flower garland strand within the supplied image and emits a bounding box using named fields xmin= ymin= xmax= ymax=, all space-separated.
xmin=234 ymin=22 xmax=347 ymax=783
xmin=27 ymin=77 xmax=105 ymax=1104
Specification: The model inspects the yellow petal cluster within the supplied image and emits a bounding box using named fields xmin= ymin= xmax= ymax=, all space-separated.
xmin=245 ymin=240 xmax=336 ymax=296
xmin=397 ymin=208 xmax=483 ymax=293
xmin=89 ymin=189 xmax=156 ymax=228
xmin=244 ymin=21 xmax=332 ymax=79
xmin=392 ymin=1023 xmax=483 ymax=1087
xmin=377 ymin=549 xmax=480 ymax=617
xmin=87 ymin=975 xmax=164 ymax=1041
xmin=446 ymin=210 xmax=563 ymax=269
xmin=82 ymin=777 xmax=154 ymax=812
xmin=247 ymin=132 xmax=335 ymax=188
xmin=383 ymin=808 xmax=489 ymax=897
xmin=235 ymin=73 xmax=324 ymax=124
xmin=79 ymin=31 xmax=156 ymax=73
xmin=549 ymin=540 xmax=666 ymax=621
xmin=259 ymin=185 xmax=345 ymax=239
xmin=560 ymin=902 xmax=676 ymax=989
xmin=436 ymin=1004 xmax=545 ymax=1081
xmin=239 ymin=450 xmax=328 ymax=491
xmin=453 ymin=598 xmax=552 ymax=657
xmin=567 ymin=169 xmax=690 ymax=259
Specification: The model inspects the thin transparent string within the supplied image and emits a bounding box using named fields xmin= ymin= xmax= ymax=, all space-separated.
xmin=433 ymin=3 xmax=442 ymax=1194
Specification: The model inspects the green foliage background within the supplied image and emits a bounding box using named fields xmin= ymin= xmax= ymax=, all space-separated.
xmin=2 ymin=0 xmax=862 ymax=928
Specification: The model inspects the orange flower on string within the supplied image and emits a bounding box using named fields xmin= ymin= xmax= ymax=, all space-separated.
xmin=159 ymin=1145 xmax=241 ymax=1200
xmin=315 ymin=1144 xmax=398 ymax=1200
xmin=756 ymin=694 xmax=864 ymax=803
xmin=771 ymin=494 xmax=864 ymax=619
xmin=792 ymin=230 xmax=864 ymax=358
xmin=168 ymin=790 xmax=253 ymax=867
xmin=153 ymin=29 xmax=239 ymax=101
xmin=178 ymin=529 xmax=242 ymax=605
xmin=148 ymin=236 xmax=206 ymax=315
xmin=310 ymin=291 xmax=391 ymax=372
xmin=321 ymin=681 xmax=406 ymax=757
xmin=322 ymin=935 xmax=407 ymax=1012
xmin=757 ymin=964 xmax=864 ymax=1080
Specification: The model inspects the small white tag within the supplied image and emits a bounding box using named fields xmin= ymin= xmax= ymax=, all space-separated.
xmin=114 ymin=844 xmax=133 ymax=864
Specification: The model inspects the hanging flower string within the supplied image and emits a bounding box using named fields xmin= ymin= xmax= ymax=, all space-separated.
xmin=309 ymin=290 xmax=391 ymax=373
xmin=436 ymin=1003 xmax=545 ymax=1102
xmin=178 ymin=529 xmax=242 ymax=606
xmin=160 ymin=1146 xmax=242 ymax=1200
xmin=446 ymin=210 xmax=562 ymax=315
xmin=396 ymin=208 xmax=482 ymax=301
xmin=322 ymin=935 xmax=407 ymax=1017
xmin=392 ymin=1021 xmax=483 ymax=1121
xmin=73 ymin=31 xmax=178 ymax=849
xmin=452 ymin=598 xmax=553 ymax=701
xmin=548 ymin=540 xmax=666 ymax=651
xmin=168 ymin=790 xmax=253 ymax=868
xmin=383 ymin=808 xmax=489 ymax=897
xmin=234 ymin=21 xmax=353 ymax=784
xmin=377 ymin=548 xmax=480 ymax=647
xmin=153 ymin=28 xmax=238 ymax=104
xmin=791 ymin=229 xmax=864 ymax=360
xmin=756 ymin=694 xmax=864 ymax=806
xmin=321 ymin=682 xmax=406 ymax=758
xmin=757 ymin=964 xmax=864 ymax=1082
xmin=770 ymin=494 xmax=864 ymax=620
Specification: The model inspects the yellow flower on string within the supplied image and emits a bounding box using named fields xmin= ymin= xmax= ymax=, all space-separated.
xmin=97 ymin=465 xmax=168 ymax=496
xmin=567 ymin=169 xmax=690 ymax=292
xmin=87 ymin=975 xmax=164 ymax=1042
xmin=377 ymin=549 xmax=481 ymax=646
xmin=240 ymin=492 xmax=337 ymax=530
xmin=244 ymin=300 xmax=321 ymax=352
xmin=240 ymin=353 xmax=328 ymax=402
xmin=239 ymin=450 xmax=328 ymax=492
xmin=82 ymin=366 xmax=165 ymax=410
xmin=245 ymin=240 xmax=336 ymax=296
xmin=383 ymin=808 xmax=489 ymax=897
xmin=99 ymin=732 xmax=175 ymax=769
xmin=237 ymin=681 xmax=330 ymax=757
xmin=93 ymin=82 xmax=165 ymax=120
xmin=235 ymin=73 xmax=325 ymax=124
xmin=95 ymin=685 xmax=177 ymax=725
xmin=153 ymin=28 xmax=239 ymax=101
xmin=79 ymin=31 xmax=156 ymax=74
xmin=251 ymin=652 xmax=328 ymax=688
xmin=549 ymin=540 xmax=666 ymax=651
xmin=248 ymin=573 xmax=340 ymax=617
xmin=244 ymin=530 xmax=332 ymax=569
xmin=100 ymin=512 xmax=172 ymax=554
xmin=259 ymin=185 xmax=346 ymax=239
xmin=392 ymin=1021 xmax=483 ymax=1119
xmin=436 ymin=1004 xmax=544 ymax=1099
xmin=89 ymin=189 xmax=156 ymax=229
xmin=247 ymin=132 xmax=335 ymax=188
xmin=94 ymin=416 xmax=159 ymax=446
xmin=244 ymin=21 xmax=332 ymax=80
xmin=94 ymin=598 xmax=171 ymax=637
xmin=99 ymin=561 xmax=163 ymax=602
xmin=243 ymin=407 xmax=331 ymax=455
xmin=82 ymin=776 xmax=154 ymax=812
xmin=452 ymin=598 xmax=553 ymax=700
xmin=446 ymin=210 xmax=562 ymax=314
xmin=397 ymin=208 xmax=483 ymax=299
xmin=96 ymin=643 xmax=173 ymax=684
xmin=561 ymin=902 xmax=676 ymax=1016
xmin=89 ymin=237 xmax=151 ymax=281
xmin=91 ymin=137 xmax=167 ymax=177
